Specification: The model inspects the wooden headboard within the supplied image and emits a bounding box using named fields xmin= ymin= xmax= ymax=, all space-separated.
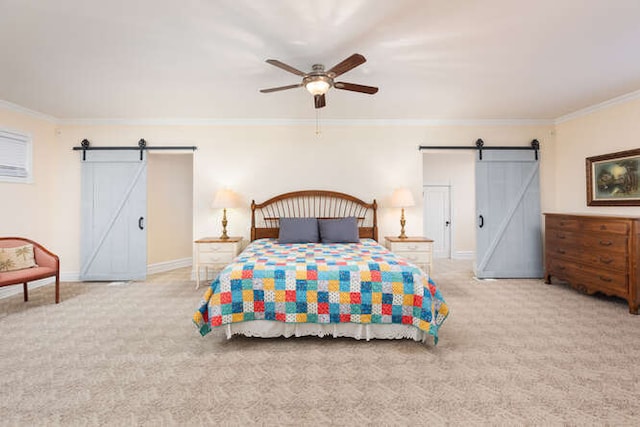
xmin=251 ymin=190 xmax=378 ymax=242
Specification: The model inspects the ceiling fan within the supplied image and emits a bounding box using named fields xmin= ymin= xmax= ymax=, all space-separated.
xmin=260 ymin=53 xmax=378 ymax=109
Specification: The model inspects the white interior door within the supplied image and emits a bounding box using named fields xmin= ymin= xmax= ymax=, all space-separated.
xmin=81 ymin=150 xmax=147 ymax=281
xmin=475 ymin=150 xmax=543 ymax=278
xmin=423 ymin=185 xmax=451 ymax=259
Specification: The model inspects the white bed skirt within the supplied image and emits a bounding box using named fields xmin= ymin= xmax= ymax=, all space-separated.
xmin=223 ymin=320 xmax=431 ymax=343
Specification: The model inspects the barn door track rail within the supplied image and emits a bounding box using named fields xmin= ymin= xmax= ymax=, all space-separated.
xmin=73 ymin=139 xmax=198 ymax=161
xmin=419 ymin=138 xmax=540 ymax=160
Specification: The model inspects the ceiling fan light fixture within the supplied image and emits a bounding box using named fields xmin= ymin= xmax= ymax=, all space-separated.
xmin=305 ymin=79 xmax=331 ymax=96
xmin=261 ymin=54 xmax=377 ymax=109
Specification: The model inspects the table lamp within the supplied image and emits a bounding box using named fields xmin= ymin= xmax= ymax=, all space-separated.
xmin=391 ymin=188 xmax=415 ymax=239
xmin=211 ymin=189 xmax=240 ymax=240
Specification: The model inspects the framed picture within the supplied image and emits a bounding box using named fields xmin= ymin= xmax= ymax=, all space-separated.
xmin=586 ymin=148 xmax=640 ymax=206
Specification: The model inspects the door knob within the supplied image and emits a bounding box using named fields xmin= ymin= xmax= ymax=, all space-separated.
xmin=445 ymin=221 xmax=450 ymax=227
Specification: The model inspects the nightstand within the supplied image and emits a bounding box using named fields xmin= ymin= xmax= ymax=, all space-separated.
xmin=384 ymin=236 xmax=434 ymax=275
xmin=194 ymin=237 xmax=243 ymax=289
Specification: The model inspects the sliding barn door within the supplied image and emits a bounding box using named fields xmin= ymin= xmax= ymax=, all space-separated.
xmin=475 ymin=150 xmax=543 ymax=278
xmin=80 ymin=151 xmax=147 ymax=281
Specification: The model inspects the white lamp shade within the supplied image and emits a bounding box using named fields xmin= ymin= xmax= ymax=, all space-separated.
xmin=212 ymin=189 xmax=241 ymax=208
xmin=391 ymin=188 xmax=415 ymax=208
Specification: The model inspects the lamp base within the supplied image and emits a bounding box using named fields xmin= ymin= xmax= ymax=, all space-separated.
xmin=398 ymin=209 xmax=408 ymax=239
xmin=220 ymin=208 xmax=229 ymax=240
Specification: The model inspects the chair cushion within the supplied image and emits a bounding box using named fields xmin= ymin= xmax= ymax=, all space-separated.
xmin=0 ymin=266 xmax=57 ymax=286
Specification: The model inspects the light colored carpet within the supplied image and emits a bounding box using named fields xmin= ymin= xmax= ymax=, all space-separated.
xmin=1 ymin=259 xmax=639 ymax=426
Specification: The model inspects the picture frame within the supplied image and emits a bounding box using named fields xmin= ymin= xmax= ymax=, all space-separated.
xmin=586 ymin=148 xmax=640 ymax=206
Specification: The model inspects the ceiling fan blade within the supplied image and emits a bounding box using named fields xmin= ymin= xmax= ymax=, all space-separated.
xmin=314 ymin=94 xmax=326 ymax=109
xmin=334 ymin=82 xmax=378 ymax=94
xmin=260 ymin=83 xmax=303 ymax=93
xmin=265 ymin=59 xmax=306 ymax=76
xmin=327 ymin=53 xmax=366 ymax=77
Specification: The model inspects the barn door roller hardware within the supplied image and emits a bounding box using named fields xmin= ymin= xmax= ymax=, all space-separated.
xmin=73 ymin=139 xmax=198 ymax=161
xmin=418 ymin=138 xmax=540 ymax=161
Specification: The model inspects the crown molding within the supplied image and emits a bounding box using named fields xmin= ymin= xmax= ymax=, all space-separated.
xmin=56 ymin=117 xmax=554 ymax=127
xmin=0 ymin=99 xmax=57 ymax=123
xmin=555 ymin=89 xmax=640 ymax=124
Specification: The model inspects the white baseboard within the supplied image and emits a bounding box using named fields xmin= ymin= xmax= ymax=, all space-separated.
xmin=147 ymin=257 xmax=192 ymax=275
xmin=55 ymin=258 xmax=193 ymax=284
xmin=453 ymin=251 xmax=475 ymax=260
xmin=0 ymin=276 xmax=55 ymax=300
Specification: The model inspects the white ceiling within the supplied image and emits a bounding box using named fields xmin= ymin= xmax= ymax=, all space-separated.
xmin=1 ymin=0 xmax=640 ymax=121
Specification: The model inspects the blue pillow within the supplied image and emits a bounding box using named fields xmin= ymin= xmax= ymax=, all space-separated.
xmin=278 ymin=217 xmax=319 ymax=243
xmin=318 ymin=217 xmax=360 ymax=243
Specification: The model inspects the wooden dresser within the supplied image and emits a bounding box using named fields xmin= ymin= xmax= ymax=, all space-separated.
xmin=544 ymin=213 xmax=640 ymax=314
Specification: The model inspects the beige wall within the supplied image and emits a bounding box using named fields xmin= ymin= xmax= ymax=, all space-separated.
xmin=7 ymin=90 xmax=640 ymax=279
xmin=1 ymin=110 xmax=558 ymax=278
xmin=0 ymin=109 xmax=59 ymax=248
xmin=147 ymin=152 xmax=193 ymax=265
xmin=554 ymin=97 xmax=640 ymax=215
xmin=5 ymin=91 xmax=638 ymax=278
xmin=422 ymin=125 xmax=556 ymax=256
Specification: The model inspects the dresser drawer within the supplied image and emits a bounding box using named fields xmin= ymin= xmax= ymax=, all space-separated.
xmin=548 ymin=258 xmax=579 ymax=280
xmin=575 ymin=264 xmax=628 ymax=296
xmin=545 ymin=239 xmax=582 ymax=259
xmin=545 ymin=216 xmax=581 ymax=231
xmin=580 ymin=234 xmax=628 ymax=254
xmin=546 ymin=230 xmax=581 ymax=246
xmin=582 ymin=220 xmax=629 ymax=235
xmin=582 ymin=252 xmax=627 ymax=272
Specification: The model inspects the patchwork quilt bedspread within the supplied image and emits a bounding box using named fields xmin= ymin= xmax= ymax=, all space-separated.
xmin=193 ymin=239 xmax=449 ymax=342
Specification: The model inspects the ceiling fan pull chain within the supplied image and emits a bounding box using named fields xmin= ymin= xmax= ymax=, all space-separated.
xmin=315 ymin=109 xmax=321 ymax=135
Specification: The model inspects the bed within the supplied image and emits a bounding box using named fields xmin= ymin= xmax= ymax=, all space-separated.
xmin=193 ymin=190 xmax=449 ymax=343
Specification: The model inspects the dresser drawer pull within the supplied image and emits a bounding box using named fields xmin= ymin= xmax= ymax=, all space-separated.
xmin=556 ymin=233 xmax=566 ymax=239
xmin=557 ymin=249 xmax=566 ymax=254
xmin=600 ymin=225 xmax=607 ymax=230
xmin=557 ymin=265 xmax=566 ymax=271
xmin=599 ymin=240 xmax=612 ymax=246
xmin=599 ymin=275 xmax=612 ymax=283
xmin=599 ymin=257 xmax=613 ymax=264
